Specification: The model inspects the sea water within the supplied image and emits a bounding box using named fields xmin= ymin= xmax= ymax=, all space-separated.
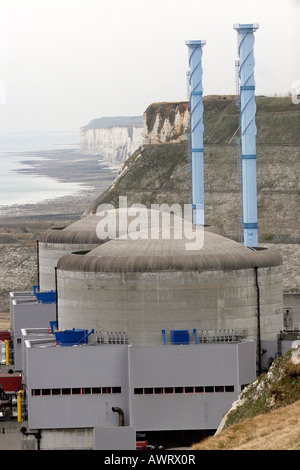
xmin=0 ymin=131 xmax=83 ymax=208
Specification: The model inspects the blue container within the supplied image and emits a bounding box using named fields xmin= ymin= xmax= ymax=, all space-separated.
xmin=55 ymin=329 xmax=88 ymax=346
xmin=170 ymin=330 xmax=189 ymax=345
xmin=49 ymin=321 xmax=57 ymax=333
xmin=36 ymin=292 xmax=56 ymax=304
xmin=34 ymin=286 xmax=56 ymax=304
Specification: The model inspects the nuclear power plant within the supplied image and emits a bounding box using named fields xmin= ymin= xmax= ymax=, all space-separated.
xmin=1 ymin=24 xmax=298 ymax=450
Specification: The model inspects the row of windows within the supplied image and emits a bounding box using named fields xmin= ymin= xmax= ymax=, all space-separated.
xmin=31 ymin=384 xmax=244 ymax=397
xmin=134 ymin=385 xmax=235 ymax=395
xmin=31 ymin=387 xmax=121 ymax=396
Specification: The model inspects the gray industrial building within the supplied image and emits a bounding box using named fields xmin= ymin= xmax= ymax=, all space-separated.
xmin=24 ymin=339 xmax=255 ymax=431
xmin=10 ymin=292 xmax=56 ymax=371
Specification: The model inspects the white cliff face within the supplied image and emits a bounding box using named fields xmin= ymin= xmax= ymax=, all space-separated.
xmin=80 ymin=125 xmax=144 ymax=166
xmin=80 ymin=103 xmax=190 ymax=168
xmin=142 ymin=102 xmax=190 ymax=145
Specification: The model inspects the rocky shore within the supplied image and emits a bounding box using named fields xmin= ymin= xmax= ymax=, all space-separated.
xmin=0 ymin=148 xmax=118 ymax=313
xmin=0 ymin=148 xmax=119 ymax=221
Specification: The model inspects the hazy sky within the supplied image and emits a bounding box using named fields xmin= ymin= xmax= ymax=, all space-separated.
xmin=0 ymin=0 xmax=299 ymax=132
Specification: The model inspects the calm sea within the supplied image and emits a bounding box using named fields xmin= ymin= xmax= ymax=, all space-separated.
xmin=0 ymin=131 xmax=83 ymax=208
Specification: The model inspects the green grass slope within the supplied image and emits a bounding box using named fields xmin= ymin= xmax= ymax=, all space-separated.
xmin=191 ymin=346 xmax=300 ymax=450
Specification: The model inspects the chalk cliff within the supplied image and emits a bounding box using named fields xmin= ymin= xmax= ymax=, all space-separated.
xmin=80 ymin=103 xmax=190 ymax=167
xmin=142 ymin=102 xmax=190 ymax=144
xmin=80 ymin=116 xmax=144 ymax=166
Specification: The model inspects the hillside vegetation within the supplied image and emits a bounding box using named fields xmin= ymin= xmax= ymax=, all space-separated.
xmin=192 ymin=345 xmax=300 ymax=450
xmin=81 ymin=115 xmax=143 ymax=130
xmin=192 ymin=400 xmax=300 ymax=450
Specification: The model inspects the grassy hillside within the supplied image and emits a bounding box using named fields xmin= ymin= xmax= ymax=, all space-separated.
xmin=84 ymin=141 xmax=190 ymax=211
xmin=191 ymin=347 xmax=300 ymax=450
xmin=191 ymin=399 xmax=300 ymax=450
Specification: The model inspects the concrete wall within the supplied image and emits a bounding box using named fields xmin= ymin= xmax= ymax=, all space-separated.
xmin=39 ymin=242 xmax=98 ymax=291
xmin=57 ymin=266 xmax=283 ymax=346
xmin=258 ymin=266 xmax=284 ymax=340
xmin=0 ymin=422 xmax=36 ymax=450
xmin=93 ymin=427 xmax=136 ymax=450
xmin=283 ymin=293 xmax=300 ymax=329
xmin=261 ymin=339 xmax=295 ymax=372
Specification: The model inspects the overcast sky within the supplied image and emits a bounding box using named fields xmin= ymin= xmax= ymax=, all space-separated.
xmin=0 ymin=0 xmax=299 ymax=132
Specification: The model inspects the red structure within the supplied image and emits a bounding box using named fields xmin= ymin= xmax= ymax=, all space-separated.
xmin=0 ymin=331 xmax=10 ymax=341
xmin=0 ymin=374 xmax=22 ymax=393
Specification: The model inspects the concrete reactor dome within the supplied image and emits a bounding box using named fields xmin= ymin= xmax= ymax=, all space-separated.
xmin=56 ymin=210 xmax=283 ymax=347
xmin=38 ymin=208 xmax=154 ymax=291
xmin=38 ymin=207 xmax=221 ymax=291
xmin=38 ymin=214 xmax=103 ymax=291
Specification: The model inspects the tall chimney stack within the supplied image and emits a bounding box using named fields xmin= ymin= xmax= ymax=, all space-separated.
xmin=186 ymin=40 xmax=206 ymax=226
xmin=234 ymin=23 xmax=259 ymax=247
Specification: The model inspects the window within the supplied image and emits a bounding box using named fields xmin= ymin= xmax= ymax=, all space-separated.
xmin=32 ymin=384 xmax=234 ymax=398
xmin=132 ymin=385 xmax=235 ymax=396
xmin=31 ymin=386 xmax=122 ymax=397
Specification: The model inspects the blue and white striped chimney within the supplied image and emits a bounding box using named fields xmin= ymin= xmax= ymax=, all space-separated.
xmin=234 ymin=23 xmax=259 ymax=247
xmin=186 ymin=40 xmax=206 ymax=226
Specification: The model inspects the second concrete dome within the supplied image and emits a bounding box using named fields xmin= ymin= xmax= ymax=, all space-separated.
xmin=56 ymin=218 xmax=283 ymax=347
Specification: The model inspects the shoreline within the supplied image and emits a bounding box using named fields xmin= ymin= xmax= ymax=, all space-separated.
xmin=0 ymin=148 xmax=119 ymax=313
xmin=0 ymin=148 xmax=119 ymax=222
xmin=0 ymin=187 xmax=102 ymax=222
